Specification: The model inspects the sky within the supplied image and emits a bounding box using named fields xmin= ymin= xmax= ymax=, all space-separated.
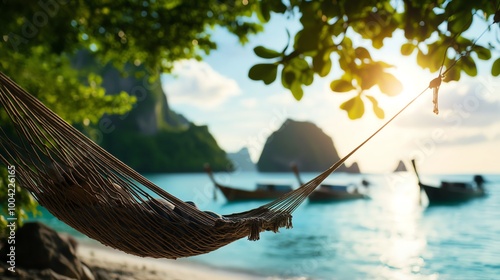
xmin=161 ymin=13 xmax=500 ymax=174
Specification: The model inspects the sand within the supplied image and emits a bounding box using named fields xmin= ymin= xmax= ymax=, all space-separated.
xmin=76 ymin=241 xmax=268 ymax=280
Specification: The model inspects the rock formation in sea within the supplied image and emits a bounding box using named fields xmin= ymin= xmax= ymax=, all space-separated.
xmin=227 ymin=147 xmax=256 ymax=171
xmin=257 ymin=119 xmax=360 ymax=173
xmin=393 ymin=160 xmax=407 ymax=172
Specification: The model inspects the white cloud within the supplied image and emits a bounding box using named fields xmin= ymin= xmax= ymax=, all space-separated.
xmin=437 ymin=133 xmax=488 ymax=146
xmin=396 ymin=81 xmax=500 ymax=128
xmin=163 ymin=59 xmax=241 ymax=109
xmin=240 ymin=98 xmax=258 ymax=108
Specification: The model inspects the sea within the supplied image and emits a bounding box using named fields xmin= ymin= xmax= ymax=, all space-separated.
xmin=33 ymin=171 xmax=500 ymax=280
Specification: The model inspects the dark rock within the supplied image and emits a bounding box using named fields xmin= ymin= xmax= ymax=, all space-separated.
xmin=393 ymin=160 xmax=407 ymax=172
xmin=257 ymin=119 xmax=361 ymax=173
xmin=0 ymin=222 xmax=92 ymax=280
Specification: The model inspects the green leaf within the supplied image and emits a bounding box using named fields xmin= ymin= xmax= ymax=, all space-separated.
xmin=448 ymin=12 xmax=472 ymax=34
xmin=254 ymin=46 xmax=282 ymax=59
xmin=340 ymin=96 xmax=365 ymax=119
xmin=492 ymin=58 xmax=500 ymax=77
xmin=248 ymin=63 xmax=278 ymax=85
xmin=313 ymin=51 xmax=332 ymax=77
xmin=426 ymin=43 xmax=445 ymax=72
xmin=378 ymin=73 xmax=403 ymax=96
xmin=330 ymin=79 xmax=355 ymax=93
xmin=355 ymin=47 xmax=371 ymax=60
xmin=473 ymin=45 xmax=491 ymax=60
xmin=290 ymin=81 xmax=304 ymax=100
xmin=295 ymin=28 xmax=320 ymax=52
xmin=258 ymin=2 xmax=271 ymax=22
xmin=282 ymin=68 xmax=295 ymax=88
xmin=416 ymin=49 xmax=427 ymax=69
xmin=443 ymin=65 xmax=461 ymax=82
xmin=269 ymin=0 xmax=287 ymax=13
xmin=372 ymin=37 xmax=384 ymax=49
xmin=357 ymin=65 xmax=378 ymax=90
xmin=401 ymin=43 xmax=415 ymax=56
xmin=290 ymin=58 xmax=309 ymax=70
xmin=461 ymin=56 xmax=477 ymax=77
xmin=300 ymin=69 xmax=314 ymax=86
xmin=366 ymin=95 xmax=385 ymax=119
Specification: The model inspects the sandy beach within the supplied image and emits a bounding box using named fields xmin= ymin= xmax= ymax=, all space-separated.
xmin=76 ymin=240 xmax=269 ymax=280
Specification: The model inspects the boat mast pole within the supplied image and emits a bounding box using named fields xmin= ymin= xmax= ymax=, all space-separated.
xmin=411 ymin=159 xmax=423 ymax=205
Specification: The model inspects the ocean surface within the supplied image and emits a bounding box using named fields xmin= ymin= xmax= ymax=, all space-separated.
xmin=34 ymin=171 xmax=500 ymax=280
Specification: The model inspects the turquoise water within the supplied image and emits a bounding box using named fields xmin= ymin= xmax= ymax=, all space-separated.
xmin=33 ymin=171 xmax=500 ymax=279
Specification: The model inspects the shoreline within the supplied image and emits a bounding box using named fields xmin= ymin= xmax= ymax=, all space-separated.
xmin=76 ymin=238 xmax=269 ymax=280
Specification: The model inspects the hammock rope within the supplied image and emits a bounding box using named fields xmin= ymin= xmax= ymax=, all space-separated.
xmin=0 ymin=71 xmax=427 ymax=259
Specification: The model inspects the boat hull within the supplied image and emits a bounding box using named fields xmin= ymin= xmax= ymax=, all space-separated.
xmin=308 ymin=187 xmax=366 ymax=202
xmin=421 ymin=183 xmax=485 ymax=204
xmin=216 ymin=184 xmax=290 ymax=202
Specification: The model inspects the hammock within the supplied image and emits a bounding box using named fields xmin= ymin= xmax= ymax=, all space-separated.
xmin=0 ymin=72 xmax=343 ymax=259
xmin=0 ymin=71 xmax=425 ymax=259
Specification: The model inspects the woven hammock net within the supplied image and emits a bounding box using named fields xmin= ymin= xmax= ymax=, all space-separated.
xmin=0 ymin=72 xmax=346 ymax=259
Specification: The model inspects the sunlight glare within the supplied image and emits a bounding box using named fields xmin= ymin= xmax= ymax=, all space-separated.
xmin=382 ymin=62 xmax=436 ymax=114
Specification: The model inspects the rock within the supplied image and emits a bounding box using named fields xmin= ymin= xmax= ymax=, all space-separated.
xmin=227 ymin=147 xmax=256 ymax=171
xmin=393 ymin=160 xmax=407 ymax=172
xmin=0 ymin=222 xmax=91 ymax=280
xmin=346 ymin=162 xmax=361 ymax=173
xmin=257 ymin=119 xmax=361 ymax=173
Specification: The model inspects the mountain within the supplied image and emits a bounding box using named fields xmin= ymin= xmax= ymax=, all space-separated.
xmin=257 ymin=119 xmax=360 ymax=173
xmin=73 ymin=52 xmax=231 ymax=173
xmin=227 ymin=148 xmax=256 ymax=171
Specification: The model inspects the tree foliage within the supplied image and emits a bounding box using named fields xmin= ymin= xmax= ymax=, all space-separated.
xmin=0 ymin=0 xmax=265 ymax=123
xmin=0 ymin=0 xmax=264 ymax=231
xmin=249 ymin=0 xmax=500 ymax=119
xmin=0 ymin=1 xmax=498 ymax=132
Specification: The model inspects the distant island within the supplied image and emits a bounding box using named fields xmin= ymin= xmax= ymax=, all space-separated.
xmin=227 ymin=148 xmax=256 ymax=171
xmin=257 ymin=119 xmax=360 ymax=173
xmin=393 ymin=160 xmax=407 ymax=172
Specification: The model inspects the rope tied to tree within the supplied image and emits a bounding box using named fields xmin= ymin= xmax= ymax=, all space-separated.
xmin=428 ymin=9 xmax=499 ymax=115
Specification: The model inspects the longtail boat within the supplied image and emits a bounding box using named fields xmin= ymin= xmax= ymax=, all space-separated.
xmin=291 ymin=164 xmax=368 ymax=202
xmin=411 ymin=159 xmax=486 ymax=204
xmin=204 ymin=165 xmax=292 ymax=202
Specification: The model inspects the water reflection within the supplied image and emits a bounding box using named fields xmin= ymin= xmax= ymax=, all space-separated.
xmin=340 ymin=176 xmax=436 ymax=279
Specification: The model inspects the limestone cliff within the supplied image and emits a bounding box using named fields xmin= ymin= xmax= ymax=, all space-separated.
xmin=73 ymin=52 xmax=231 ymax=172
xmin=257 ymin=119 xmax=360 ymax=173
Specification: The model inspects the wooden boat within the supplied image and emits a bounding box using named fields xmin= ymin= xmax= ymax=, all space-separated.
xmin=291 ymin=164 xmax=368 ymax=202
xmin=204 ymin=165 xmax=293 ymax=202
xmin=411 ymin=159 xmax=486 ymax=204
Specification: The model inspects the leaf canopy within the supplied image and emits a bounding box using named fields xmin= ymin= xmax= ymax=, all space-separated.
xmin=247 ymin=0 xmax=499 ymax=119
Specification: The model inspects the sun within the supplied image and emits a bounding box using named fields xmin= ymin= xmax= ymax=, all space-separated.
xmin=378 ymin=62 xmax=436 ymax=114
